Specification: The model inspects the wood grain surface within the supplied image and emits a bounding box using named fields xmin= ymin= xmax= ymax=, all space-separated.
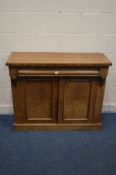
xmin=6 ymin=52 xmax=112 ymax=130
xmin=6 ymin=52 xmax=112 ymax=67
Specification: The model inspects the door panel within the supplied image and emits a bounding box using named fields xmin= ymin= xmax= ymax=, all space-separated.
xmin=25 ymin=78 xmax=58 ymax=123
xmin=64 ymin=81 xmax=90 ymax=119
xmin=58 ymin=78 xmax=97 ymax=123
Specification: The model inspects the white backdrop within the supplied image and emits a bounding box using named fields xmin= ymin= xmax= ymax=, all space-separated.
xmin=0 ymin=0 xmax=116 ymax=114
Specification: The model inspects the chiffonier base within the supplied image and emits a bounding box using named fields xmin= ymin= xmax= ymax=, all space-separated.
xmin=6 ymin=52 xmax=112 ymax=131
xmin=13 ymin=123 xmax=102 ymax=131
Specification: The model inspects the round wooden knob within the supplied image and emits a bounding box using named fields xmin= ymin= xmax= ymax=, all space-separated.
xmin=54 ymin=71 xmax=59 ymax=75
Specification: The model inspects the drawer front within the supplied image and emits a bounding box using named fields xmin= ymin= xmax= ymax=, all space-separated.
xmin=17 ymin=68 xmax=100 ymax=77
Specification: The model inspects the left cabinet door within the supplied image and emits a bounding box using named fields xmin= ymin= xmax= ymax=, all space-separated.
xmin=12 ymin=78 xmax=58 ymax=123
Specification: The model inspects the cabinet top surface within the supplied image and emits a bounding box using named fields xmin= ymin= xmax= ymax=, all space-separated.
xmin=6 ymin=52 xmax=112 ymax=67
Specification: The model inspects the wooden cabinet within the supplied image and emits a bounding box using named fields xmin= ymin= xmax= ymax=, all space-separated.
xmin=6 ymin=52 xmax=112 ymax=130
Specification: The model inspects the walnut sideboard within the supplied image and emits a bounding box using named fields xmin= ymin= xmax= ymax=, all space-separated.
xmin=6 ymin=52 xmax=112 ymax=131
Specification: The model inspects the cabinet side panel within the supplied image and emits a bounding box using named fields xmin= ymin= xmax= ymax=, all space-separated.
xmin=11 ymin=79 xmax=27 ymax=123
xmin=94 ymin=79 xmax=106 ymax=123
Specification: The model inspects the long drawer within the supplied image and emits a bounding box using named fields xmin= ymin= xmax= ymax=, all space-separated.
xmin=17 ymin=68 xmax=100 ymax=77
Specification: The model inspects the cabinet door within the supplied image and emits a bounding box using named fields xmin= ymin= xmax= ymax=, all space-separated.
xmin=58 ymin=78 xmax=97 ymax=123
xmin=25 ymin=78 xmax=58 ymax=123
xmin=12 ymin=78 xmax=58 ymax=123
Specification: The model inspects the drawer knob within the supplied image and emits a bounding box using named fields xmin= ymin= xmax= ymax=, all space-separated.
xmin=54 ymin=70 xmax=59 ymax=75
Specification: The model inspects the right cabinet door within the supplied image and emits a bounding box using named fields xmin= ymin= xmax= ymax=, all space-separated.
xmin=58 ymin=78 xmax=97 ymax=123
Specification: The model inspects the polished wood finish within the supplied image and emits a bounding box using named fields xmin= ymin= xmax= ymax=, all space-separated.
xmin=58 ymin=78 xmax=97 ymax=123
xmin=6 ymin=52 xmax=112 ymax=67
xmin=25 ymin=79 xmax=58 ymax=123
xmin=14 ymin=123 xmax=102 ymax=131
xmin=6 ymin=52 xmax=111 ymax=131
xmin=18 ymin=69 xmax=100 ymax=77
